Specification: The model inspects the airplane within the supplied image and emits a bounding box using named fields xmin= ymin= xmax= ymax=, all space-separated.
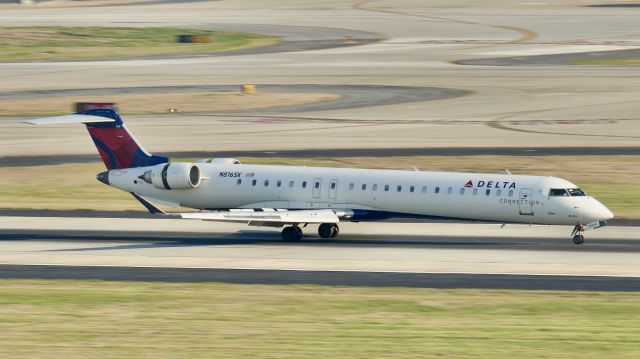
xmin=24 ymin=104 xmax=614 ymax=244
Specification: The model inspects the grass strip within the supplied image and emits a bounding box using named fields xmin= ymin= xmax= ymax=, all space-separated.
xmin=569 ymin=57 xmax=640 ymax=65
xmin=0 ymin=26 xmax=278 ymax=61
xmin=0 ymin=279 xmax=638 ymax=359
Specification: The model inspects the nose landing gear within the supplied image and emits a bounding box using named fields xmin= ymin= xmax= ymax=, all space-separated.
xmin=571 ymin=224 xmax=585 ymax=245
xmin=572 ymin=234 xmax=584 ymax=245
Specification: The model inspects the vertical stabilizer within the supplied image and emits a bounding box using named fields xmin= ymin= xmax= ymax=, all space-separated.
xmin=24 ymin=103 xmax=169 ymax=169
xmin=81 ymin=105 xmax=168 ymax=169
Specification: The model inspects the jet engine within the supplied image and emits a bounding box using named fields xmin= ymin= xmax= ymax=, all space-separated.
xmin=142 ymin=162 xmax=201 ymax=190
xmin=196 ymin=158 xmax=241 ymax=165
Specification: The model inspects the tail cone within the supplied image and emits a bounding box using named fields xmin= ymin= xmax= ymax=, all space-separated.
xmin=96 ymin=171 xmax=109 ymax=185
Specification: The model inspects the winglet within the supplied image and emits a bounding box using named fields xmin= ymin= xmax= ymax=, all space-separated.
xmin=131 ymin=192 xmax=166 ymax=215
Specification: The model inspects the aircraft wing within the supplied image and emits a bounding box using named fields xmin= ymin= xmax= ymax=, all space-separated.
xmin=179 ymin=209 xmax=339 ymax=226
xmin=131 ymin=192 xmax=339 ymax=226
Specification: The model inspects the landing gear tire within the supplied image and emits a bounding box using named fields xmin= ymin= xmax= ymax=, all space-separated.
xmin=318 ymin=223 xmax=339 ymax=238
xmin=282 ymin=226 xmax=303 ymax=242
xmin=570 ymin=224 xmax=586 ymax=245
xmin=572 ymin=234 xmax=584 ymax=245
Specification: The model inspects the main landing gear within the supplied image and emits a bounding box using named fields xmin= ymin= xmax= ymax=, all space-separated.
xmin=281 ymin=223 xmax=340 ymax=242
xmin=571 ymin=224 xmax=585 ymax=245
xmin=281 ymin=225 xmax=303 ymax=242
xmin=318 ymin=223 xmax=339 ymax=239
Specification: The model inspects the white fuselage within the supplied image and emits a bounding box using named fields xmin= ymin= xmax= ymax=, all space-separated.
xmin=105 ymin=162 xmax=614 ymax=226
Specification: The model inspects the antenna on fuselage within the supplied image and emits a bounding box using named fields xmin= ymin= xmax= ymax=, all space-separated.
xmin=412 ymin=165 xmax=420 ymax=171
xmin=505 ymin=169 xmax=512 ymax=175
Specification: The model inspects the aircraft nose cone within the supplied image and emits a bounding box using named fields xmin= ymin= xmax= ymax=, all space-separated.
xmin=601 ymin=206 xmax=614 ymax=221
xmin=96 ymin=171 xmax=110 ymax=185
xmin=592 ymin=200 xmax=614 ymax=222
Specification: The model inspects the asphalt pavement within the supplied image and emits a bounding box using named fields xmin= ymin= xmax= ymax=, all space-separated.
xmin=1 ymin=264 xmax=638 ymax=291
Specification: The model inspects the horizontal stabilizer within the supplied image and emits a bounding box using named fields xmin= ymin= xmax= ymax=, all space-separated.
xmin=23 ymin=114 xmax=116 ymax=125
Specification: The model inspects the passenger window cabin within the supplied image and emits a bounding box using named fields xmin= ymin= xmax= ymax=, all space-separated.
xmin=349 ymin=183 xmax=354 ymax=190
xmin=373 ymin=184 xmax=378 ymax=191
xmin=421 ymin=186 xmax=427 ymax=193
xmin=264 ymin=180 xmax=269 ymax=187
xmin=410 ymin=186 xmax=415 ymax=193
xmin=289 ymin=180 xmax=294 ymax=188
xmin=485 ymin=189 xmax=491 ymax=196
xmin=302 ymin=181 xmax=307 ymax=188
xmin=459 ymin=188 xmax=465 ymax=195
xmin=237 ymin=179 xmax=242 ymax=185
xmin=362 ymin=184 xmax=367 ymax=191
xmin=447 ymin=187 xmax=452 ymax=194
xmin=384 ymin=185 xmax=390 ymax=192
xmin=314 ymin=181 xmax=320 ymax=189
xmin=252 ymin=179 xmax=257 ymax=186
xmin=397 ymin=185 xmax=402 ymax=192
xmin=435 ymin=187 xmax=440 ymax=194
xmin=277 ymin=180 xmax=282 ymax=187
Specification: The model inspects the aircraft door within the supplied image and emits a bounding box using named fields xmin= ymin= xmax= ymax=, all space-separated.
xmin=329 ymin=179 xmax=338 ymax=199
xmin=519 ymin=188 xmax=534 ymax=215
xmin=312 ymin=178 xmax=322 ymax=199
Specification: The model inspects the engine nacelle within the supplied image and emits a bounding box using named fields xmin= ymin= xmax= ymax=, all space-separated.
xmin=196 ymin=158 xmax=241 ymax=165
xmin=142 ymin=162 xmax=201 ymax=190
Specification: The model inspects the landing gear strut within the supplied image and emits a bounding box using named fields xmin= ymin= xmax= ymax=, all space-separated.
xmin=571 ymin=224 xmax=585 ymax=245
xmin=282 ymin=225 xmax=303 ymax=242
xmin=318 ymin=223 xmax=339 ymax=238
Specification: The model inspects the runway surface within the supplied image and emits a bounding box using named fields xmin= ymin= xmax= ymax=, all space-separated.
xmin=1 ymin=264 xmax=638 ymax=291
xmin=0 ymin=217 xmax=638 ymax=290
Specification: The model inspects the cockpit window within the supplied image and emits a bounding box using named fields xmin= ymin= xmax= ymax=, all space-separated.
xmin=549 ymin=188 xmax=569 ymax=197
xmin=567 ymin=188 xmax=586 ymax=196
xmin=549 ymin=188 xmax=587 ymax=197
